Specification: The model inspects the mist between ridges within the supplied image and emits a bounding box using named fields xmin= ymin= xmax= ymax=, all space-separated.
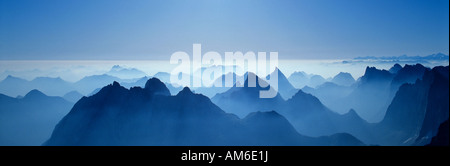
xmin=170 ymin=44 xmax=279 ymax=98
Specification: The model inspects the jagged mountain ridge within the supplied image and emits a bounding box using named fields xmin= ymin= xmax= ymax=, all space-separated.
xmin=45 ymin=78 xmax=364 ymax=146
xmin=212 ymin=72 xmax=372 ymax=143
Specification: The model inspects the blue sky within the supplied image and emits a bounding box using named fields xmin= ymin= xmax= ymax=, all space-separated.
xmin=0 ymin=0 xmax=448 ymax=60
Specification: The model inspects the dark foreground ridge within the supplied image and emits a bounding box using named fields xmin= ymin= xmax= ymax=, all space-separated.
xmin=45 ymin=78 xmax=363 ymax=146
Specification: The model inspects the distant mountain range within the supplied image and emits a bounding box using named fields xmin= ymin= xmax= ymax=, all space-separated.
xmin=0 ymin=90 xmax=73 ymax=145
xmin=354 ymin=53 xmax=449 ymax=61
xmin=0 ymin=65 xmax=185 ymax=98
xmin=106 ymin=65 xmax=148 ymax=79
xmin=287 ymin=71 xmax=328 ymax=89
xmin=45 ymin=78 xmax=364 ymax=146
xmin=0 ymin=74 xmax=140 ymax=97
xmin=0 ymin=62 xmax=448 ymax=146
xmin=286 ymin=69 xmax=360 ymax=92
xmin=0 ymin=75 xmax=72 ymax=97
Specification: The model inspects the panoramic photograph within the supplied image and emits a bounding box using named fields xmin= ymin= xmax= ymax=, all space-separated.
xmin=0 ymin=0 xmax=448 ymax=151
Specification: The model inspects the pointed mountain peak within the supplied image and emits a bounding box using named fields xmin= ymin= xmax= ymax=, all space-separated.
xmin=364 ymin=66 xmax=391 ymax=74
xmin=243 ymin=72 xmax=258 ymax=83
xmin=343 ymin=109 xmax=366 ymax=122
xmin=144 ymin=78 xmax=170 ymax=96
xmin=244 ymin=110 xmax=282 ymax=120
xmin=336 ymin=72 xmax=352 ymax=77
xmin=90 ymin=80 xmax=129 ymax=99
xmin=246 ymin=72 xmax=258 ymax=79
xmin=112 ymin=65 xmax=121 ymax=69
xmin=362 ymin=66 xmax=393 ymax=82
xmin=365 ymin=66 xmax=377 ymax=72
xmin=243 ymin=110 xmax=294 ymax=126
xmin=290 ymin=71 xmax=308 ymax=77
xmin=24 ymin=89 xmax=47 ymax=99
xmin=274 ymin=67 xmax=282 ymax=73
xmin=271 ymin=67 xmax=281 ymax=75
xmin=178 ymin=87 xmax=194 ymax=96
xmin=243 ymin=110 xmax=298 ymax=133
xmin=334 ymin=72 xmax=354 ymax=80
xmin=347 ymin=109 xmax=358 ymax=116
xmin=3 ymin=75 xmax=24 ymax=81
xmin=389 ymin=63 xmax=403 ymax=74
xmin=291 ymin=89 xmax=308 ymax=97
xmin=301 ymin=85 xmax=314 ymax=92
xmin=331 ymin=72 xmax=355 ymax=86
xmin=289 ymin=89 xmax=323 ymax=105
xmin=393 ymin=63 xmax=402 ymax=67
xmin=242 ymin=72 xmax=272 ymax=89
xmin=268 ymin=67 xmax=287 ymax=78
xmin=112 ymin=81 xmax=120 ymax=87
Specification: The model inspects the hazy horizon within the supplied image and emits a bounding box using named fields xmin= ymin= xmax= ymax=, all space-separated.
xmin=1 ymin=57 xmax=448 ymax=83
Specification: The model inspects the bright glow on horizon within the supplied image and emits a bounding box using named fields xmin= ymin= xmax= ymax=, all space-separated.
xmin=1 ymin=59 xmax=448 ymax=83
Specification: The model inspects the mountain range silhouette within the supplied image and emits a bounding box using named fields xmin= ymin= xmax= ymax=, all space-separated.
xmin=0 ymin=90 xmax=73 ymax=145
xmin=45 ymin=78 xmax=364 ymax=146
xmin=0 ymin=63 xmax=448 ymax=146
